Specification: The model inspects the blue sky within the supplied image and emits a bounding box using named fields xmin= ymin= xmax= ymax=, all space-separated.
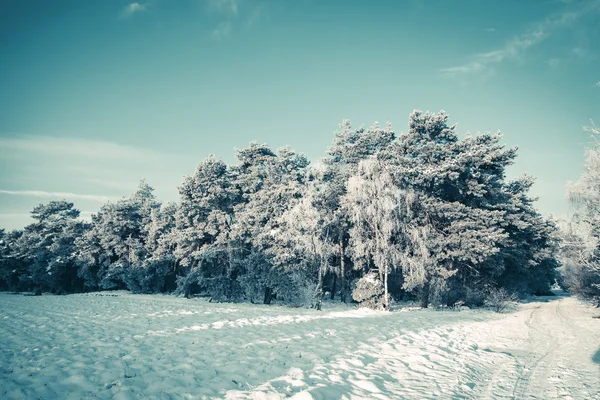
xmin=1 ymin=0 xmax=599 ymax=230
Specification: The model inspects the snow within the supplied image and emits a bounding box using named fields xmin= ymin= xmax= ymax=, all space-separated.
xmin=0 ymin=291 xmax=598 ymax=399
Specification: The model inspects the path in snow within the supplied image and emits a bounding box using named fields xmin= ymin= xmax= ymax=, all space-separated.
xmin=0 ymin=291 xmax=598 ymax=399
xmin=227 ymin=292 xmax=600 ymax=399
xmin=477 ymin=293 xmax=600 ymax=399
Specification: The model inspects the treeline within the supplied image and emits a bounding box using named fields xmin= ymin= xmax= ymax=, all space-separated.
xmin=0 ymin=111 xmax=560 ymax=309
xmin=558 ymin=120 xmax=600 ymax=304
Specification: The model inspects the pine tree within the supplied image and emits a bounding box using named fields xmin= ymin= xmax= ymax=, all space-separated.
xmin=380 ymin=110 xmax=555 ymax=306
xmin=0 ymin=229 xmax=27 ymax=291
xmin=231 ymin=143 xmax=310 ymax=304
xmin=19 ymin=201 xmax=88 ymax=293
xmin=76 ymin=180 xmax=160 ymax=290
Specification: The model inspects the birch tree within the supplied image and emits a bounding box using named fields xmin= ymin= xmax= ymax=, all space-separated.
xmin=561 ymin=104 xmax=600 ymax=299
xmin=321 ymin=121 xmax=395 ymax=302
xmin=342 ymin=158 xmax=407 ymax=310
xmin=277 ymin=184 xmax=335 ymax=310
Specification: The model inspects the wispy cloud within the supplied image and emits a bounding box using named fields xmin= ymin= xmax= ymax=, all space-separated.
xmin=207 ymin=0 xmax=239 ymax=15
xmin=547 ymin=58 xmax=561 ymax=68
xmin=0 ymin=134 xmax=195 ymax=199
xmin=211 ymin=21 xmax=232 ymax=39
xmin=0 ymin=190 xmax=118 ymax=203
xmin=0 ymin=135 xmax=197 ymax=229
xmin=0 ymin=135 xmax=160 ymax=161
xmin=245 ymin=4 xmax=264 ymax=28
xmin=206 ymin=0 xmax=266 ymax=39
xmin=120 ymin=2 xmax=148 ymax=19
xmin=572 ymin=47 xmax=598 ymax=59
xmin=440 ymin=3 xmax=598 ymax=77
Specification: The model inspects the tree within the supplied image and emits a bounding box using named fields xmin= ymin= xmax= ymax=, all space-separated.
xmin=125 ymin=202 xmax=178 ymax=293
xmin=321 ymin=121 xmax=395 ymax=302
xmin=0 ymin=229 xmax=27 ymax=291
xmin=342 ymin=158 xmax=409 ymax=310
xmin=379 ymin=110 xmax=558 ymax=306
xmin=277 ymin=183 xmax=336 ymax=310
xmin=172 ymin=156 xmax=239 ymax=299
xmin=561 ymin=108 xmax=600 ymax=300
xmin=76 ymin=180 xmax=160 ymax=290
xmin=19 ymin=201 xmax=88 ymax=293
xmin=231 ymin=143 xmax=309 ymax=304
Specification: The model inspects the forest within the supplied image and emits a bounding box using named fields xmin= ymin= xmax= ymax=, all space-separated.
xmin=0 ymin=110 xmax=597 ymax=310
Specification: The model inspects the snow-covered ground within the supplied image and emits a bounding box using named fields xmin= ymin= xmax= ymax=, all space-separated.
xmin=0 ymin=292 xmax=598 ymax=399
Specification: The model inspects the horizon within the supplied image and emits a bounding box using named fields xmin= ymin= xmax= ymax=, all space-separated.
xmin=2 ymin=0 xmax=599 ymax=230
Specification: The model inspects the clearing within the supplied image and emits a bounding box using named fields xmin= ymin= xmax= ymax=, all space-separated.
xmin=0 ymin=291 xmax=598 ymax=399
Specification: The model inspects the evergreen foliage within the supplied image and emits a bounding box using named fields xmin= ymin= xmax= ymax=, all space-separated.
xmin=0 ymin=111 xmax=559 ymax=309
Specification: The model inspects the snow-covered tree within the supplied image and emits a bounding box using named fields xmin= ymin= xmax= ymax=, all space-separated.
xmin=276 ymin=184 xmax=336 ymax=310
xmin=77 ymin=180 xmax=160 ymax=290
xmin=18 ymin=201 xmax=89 ymax=293
xmin=342 ymin=158 xmax=409 ymax=310
xmin=0 ymin=229 xmax=28 ymax=291
xmin=320 ymin=121 xmax=395 ymax=302
xmin=381 ymin=110 xmax=555 ymax=305
xmin=125 ymin=202 xmax=179 ymax=293
xmin=231 ymin=143 xmax=310 ymax=304
xmin=560 ymin=108 xmax=600 ymax=300
xmin=172 ymin=156 xmax=239 ymax=299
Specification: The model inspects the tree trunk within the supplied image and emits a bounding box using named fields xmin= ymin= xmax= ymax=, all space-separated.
xmin=330 ymin=273 xmax=337 ymax=300
xmin=384 ymin=264 xmax=389 ymax=310
xmin=263 ymin=286 xmax=272 ymax=305
xmin=340 ymin=239 xmax=346 ymax=303
xmin=374 ymin=228 xmax=383 ymax=282
xmin=420 ymin=281 xmax=430 ymax=308
xmin=314 ymin=264 xmax=324 ymax=311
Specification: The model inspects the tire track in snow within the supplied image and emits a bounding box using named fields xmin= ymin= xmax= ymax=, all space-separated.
xmin=480 ymin=296 xmax=600 ymax=400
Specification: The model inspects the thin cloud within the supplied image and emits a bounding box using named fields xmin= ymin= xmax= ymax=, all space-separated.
xmin=211 ymin=21 xmax=232 ymax=39
xmin=206 ymin=0 xmax=266 ymax=38
xmin=0 ymin=190 xmax=118 ymax=203
xmin=245 ymin=4 xmax=264 ymax=28
xmin=120 ymin=2 xmax=148 ymax=18
xmin=207 ymin=0 xmax=239 ymax=15
xmin=572 ymin=47 xmax=598 ymax=59
xmin=547 ymin=58 xmax=562 ymax=68
xmin=440 ymin=4 xmax=596 ymax=77
xmin=0 ymin=211 xmax=94 ymax=217
xmin=0 ymin=135 xmax=161 ymax=161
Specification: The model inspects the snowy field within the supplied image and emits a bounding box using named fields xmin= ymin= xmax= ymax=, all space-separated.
xmin=0 ymin=292 xmax=598 ymax=399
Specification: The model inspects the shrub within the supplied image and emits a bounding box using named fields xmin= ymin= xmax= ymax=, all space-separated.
xmin=464 ymin=286 xmax=486 ymax=308
xmin=351 ymin=272 xmax=388 ymax=310
xmin=485 ymin=287 xmax=517 ymax=313
xmin=561 ymin=262 xmax=600 ymax=300
xmin=275 ymin=269 xmax=318 ymax=308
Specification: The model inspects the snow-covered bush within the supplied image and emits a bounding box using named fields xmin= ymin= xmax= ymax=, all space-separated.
xmin=485 ymin=287 xmax=517 ymax=313
xmin=275 ymin=270 xmax=318 ymax=308
xmin=464 ymin=286 xmax=486 ymax=308
xmin=351 ymin=272 xmax=388 ymax=310
xmin=561 ymin=262 xmax=600 ymax=301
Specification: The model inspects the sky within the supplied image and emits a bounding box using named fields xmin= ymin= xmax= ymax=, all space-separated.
xmin=0 ymin=0 xmax=599 ymax=230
